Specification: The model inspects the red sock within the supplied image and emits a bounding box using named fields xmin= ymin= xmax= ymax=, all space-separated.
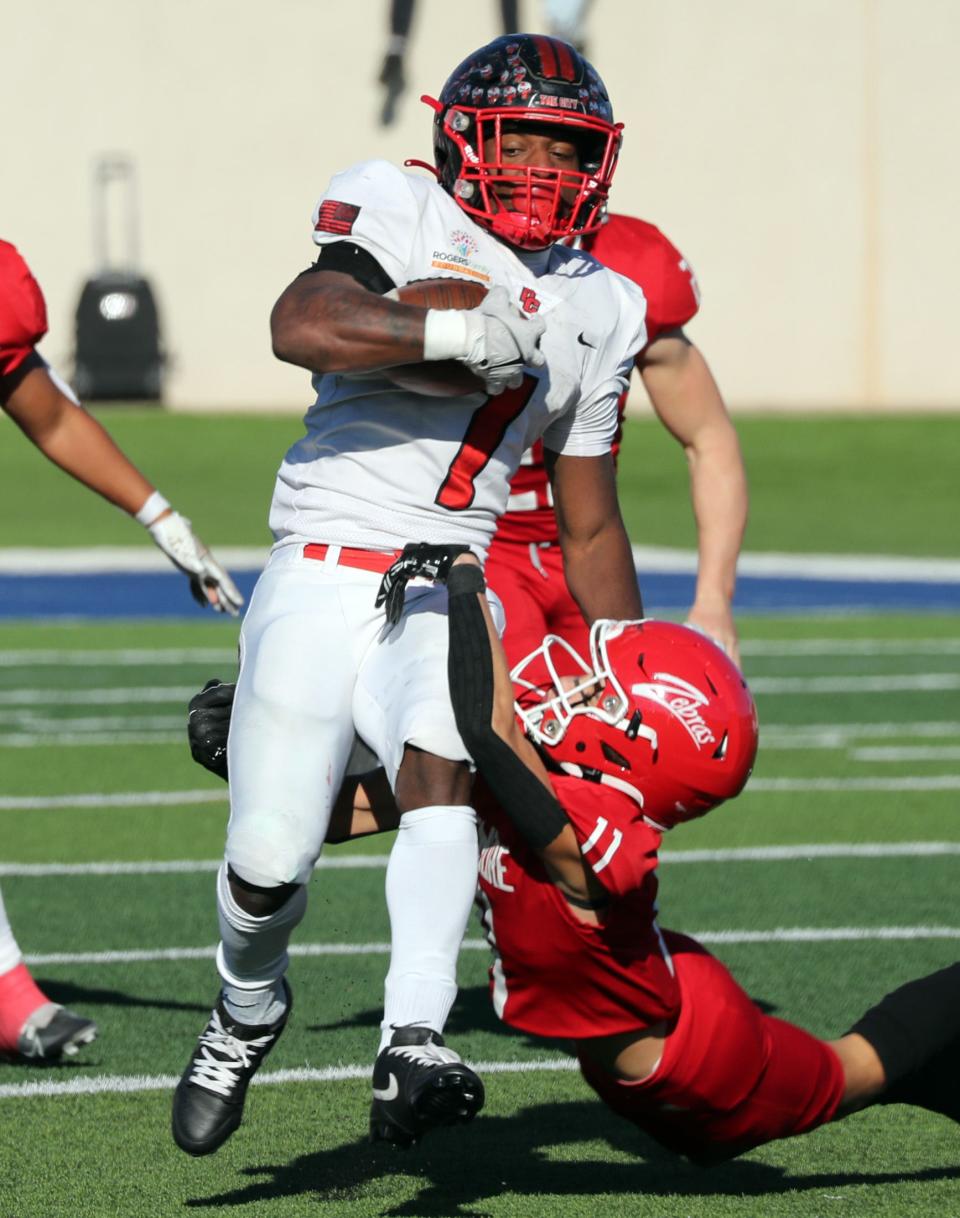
xmin=0 ymin=963 xmax=50 ymax=1051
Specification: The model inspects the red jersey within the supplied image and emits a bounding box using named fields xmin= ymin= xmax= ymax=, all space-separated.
xmin=0 ymin=242 xmax=48 ymax=380
xmin=495 ymin=214 xmax=701 ymax=546
xmin=475 ymin=772 xmax=680 ymax=1040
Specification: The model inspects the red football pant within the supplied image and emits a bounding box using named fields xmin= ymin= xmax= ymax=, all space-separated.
xmin=486 ymin=539 xmax=588 ymax=673
xmin=578 ymin=932 xmax=846 ymax=1164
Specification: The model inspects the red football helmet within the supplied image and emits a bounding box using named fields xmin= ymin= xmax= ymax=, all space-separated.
xmin=512 ymin=619 xmax=759 ymax=830
xmin=422 ymin=34 xmax=623 ymax=250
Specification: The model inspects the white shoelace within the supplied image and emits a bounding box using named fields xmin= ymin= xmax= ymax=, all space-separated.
xmin=389 ymin=1041 xmax=462 ymax=1069
xmin=187 ymin=1008 xmax=274 ymax=1098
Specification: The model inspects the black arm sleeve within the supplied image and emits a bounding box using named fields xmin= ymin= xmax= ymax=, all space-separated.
xmin=447 ymin=564 xmax=569 ymax=851
xmin=301 ymin=242 xmax=397 ymax=296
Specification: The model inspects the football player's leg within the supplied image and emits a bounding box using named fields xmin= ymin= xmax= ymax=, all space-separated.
xmin=577 ymin=933 xmax=846 ymax=1164
xmin=0 ymin=884 xmax=97 ymax=1062
xmin=173 ymin=565 xmax=362 ymax=1155
xmin=840 ymin=960 xmax=960 ymax=1121
xmin=356 ymin=582 xmax=492 ymax=1142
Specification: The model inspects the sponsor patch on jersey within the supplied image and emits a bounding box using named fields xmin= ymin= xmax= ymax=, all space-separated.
xmin=315 ymin=200 xmax=361 ymax=235
xmin=430 ymin=230 xmax=492 ymax=282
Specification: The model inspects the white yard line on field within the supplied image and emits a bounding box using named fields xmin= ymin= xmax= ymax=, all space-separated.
xmin=0 ymin=639 xmax=957 ymax=667
xmin=0 ymin=648 xmax=237 ymax=667
xmin=763 ymin=721 xmax=960 ymax=748
xmin=850 ymin=747 xmax=960 ymax=762
xmin=745 ymin=776 xmax=960 ymax=791
xmin=2 ymin=675 xmax=958 ymax=707
xmin=0 ymin=688 xmax=199 ymax=706
xmin=742 ymin=639 xmax=960 ymax=656
xmin=2 ymin=774 xmax=959 ymax=811
xmin=0 ymin=790 xmax=225 ymax=810
xmin=3 ymin=544 xmax=958 ymax=580
xmin=4 ymin=718 xmax=960 ymax=753
xmin=21 ymin=926 xmax=960 ymax=968
xmin=0 ymin=733 xmax=184 ymax=748
xmin=749 ymin=674 xmax=960 ymax=693
xmin=4 ymin=841 xmax=960 ymax=878
xmin=0 ymin=1056 xmax=578 ymax=1101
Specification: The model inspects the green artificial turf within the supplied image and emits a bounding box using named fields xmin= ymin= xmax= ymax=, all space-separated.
xmin=1 ymin=612 xmax=959 ymax=1215
xmin=1 ymin=409 xmax=958 ymax=555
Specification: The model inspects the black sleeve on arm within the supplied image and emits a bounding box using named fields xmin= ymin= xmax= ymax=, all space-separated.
xmin=447 ymin=564 xmax=569 ymax=851
xmin=0 ymin=350 xmax=45 ymax=406
xmin=302 ymin=242 xmax=397 ymax=295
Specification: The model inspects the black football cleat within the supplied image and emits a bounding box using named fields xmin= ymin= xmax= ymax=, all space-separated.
xmin=8 ymin=1005 xmax=98 ymax=1062
xmin=171 ymin=983 xmax=291 ymax=1156
xmin=369 ymin=1025 xmax=485 ymax=1147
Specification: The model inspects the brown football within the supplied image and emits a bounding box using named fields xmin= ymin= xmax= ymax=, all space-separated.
xmin=385 ymin=277 xmax=489 ymax=397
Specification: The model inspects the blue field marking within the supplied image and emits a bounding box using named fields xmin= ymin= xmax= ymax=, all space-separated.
xmin=1 ymin=547 xmax=958 ymax=619
xmin=1 ymin=568 xmax=959 ymax=619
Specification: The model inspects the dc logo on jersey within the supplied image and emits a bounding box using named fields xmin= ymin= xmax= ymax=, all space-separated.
xmin=519 ymin=286 xmax=541 ymax=314
xmin=630 ymin=673 xmax=716 ymax=748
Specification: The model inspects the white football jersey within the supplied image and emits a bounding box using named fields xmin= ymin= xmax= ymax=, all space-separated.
xmin=269 ymin=159 xmax=647 ymax=558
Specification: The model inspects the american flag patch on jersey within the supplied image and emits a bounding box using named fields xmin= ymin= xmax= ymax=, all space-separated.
xmin=314 ymin=200 xmax=361 ymax=235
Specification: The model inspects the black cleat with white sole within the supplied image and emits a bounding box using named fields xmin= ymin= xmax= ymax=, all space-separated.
xmin=9 ymin=1006 xmax=98 ymax=1063
xmin=369 ymin=1025 xmax=484 ymax=1147
xmin=171 ymin=983 xmax=291 ymax=1156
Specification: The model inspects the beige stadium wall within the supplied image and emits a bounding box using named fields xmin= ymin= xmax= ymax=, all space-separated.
xmin=3 ymin=0 xmax=959 ymax=411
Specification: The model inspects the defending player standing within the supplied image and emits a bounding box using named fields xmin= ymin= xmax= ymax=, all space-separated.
xmin=488 ymin=211 xmax=747 ymax=670
xmin=171 ymin=34 xmax=649 ymax=1155
xmin=0 ymin=239 xmax=242 ymax=1062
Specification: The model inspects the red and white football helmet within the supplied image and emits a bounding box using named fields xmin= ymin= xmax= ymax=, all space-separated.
xmin=422 ymin=34 xmax=623 ymax=250
xmin=512 ymin=619 xmax=759 ymax=830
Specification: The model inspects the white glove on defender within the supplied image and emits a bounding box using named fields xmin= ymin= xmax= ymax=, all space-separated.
xmin=148 ymin=512 xmax=244 ymax=617
xmin=424 ymin=286 xmax=546 ymax=395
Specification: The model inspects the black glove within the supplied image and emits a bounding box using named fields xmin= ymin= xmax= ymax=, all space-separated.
xmin=187 ymin=678 xmax=235 ymax=781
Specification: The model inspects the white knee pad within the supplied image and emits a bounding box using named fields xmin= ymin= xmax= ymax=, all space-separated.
xmin=226 ymin=810 xmax=322 ymax=888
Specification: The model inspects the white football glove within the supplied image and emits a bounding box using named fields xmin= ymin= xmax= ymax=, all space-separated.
xmin=460 ymin=286 xmax=546 ymax=394
xmin=148 ymin=512 xmax=244 ymax=617
xmin=424 ymin=286 xmax=546 ymax=396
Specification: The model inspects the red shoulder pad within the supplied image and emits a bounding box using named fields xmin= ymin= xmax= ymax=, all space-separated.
xmin=584 ymin=214 xmax=700 ymax=343
xmin=0 ymin=241 xmax=48 ymax=376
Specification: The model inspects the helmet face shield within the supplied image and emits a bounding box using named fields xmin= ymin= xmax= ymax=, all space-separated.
xmin=427 ymin=35 xmax=623 ymax=249
xmin=439 ymin=106 xmax=622 ymax=248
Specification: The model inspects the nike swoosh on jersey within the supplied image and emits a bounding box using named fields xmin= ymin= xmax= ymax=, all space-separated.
xmin=576 ymin=332 xmax=596 ymax=348
xmin=372 ymin=1073 xmax=400 ymax=1102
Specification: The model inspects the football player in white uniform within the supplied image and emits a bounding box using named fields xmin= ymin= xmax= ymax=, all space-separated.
xmin=172 ymin=33 xmax=649 ymax=1155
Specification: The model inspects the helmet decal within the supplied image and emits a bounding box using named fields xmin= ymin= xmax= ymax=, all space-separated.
xmin=423 ymin=34 xmax=623 ymax=249
xmin=512 ymin=620 xmax=759 ymax=830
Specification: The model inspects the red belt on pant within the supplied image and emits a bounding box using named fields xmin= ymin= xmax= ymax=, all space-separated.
xmin=303 ymin=543 xmax=403 ymax=574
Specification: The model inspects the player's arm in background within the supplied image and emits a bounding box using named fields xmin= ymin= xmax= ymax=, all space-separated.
xmin=638 ymin=329 xmax=747 ymax=664
xmin=1 ymin=359 xmax=242 ymax=616
xmin=547 ymin=451 xmax=644 ymax=624
xmin=0 ymin=240 xmax=241 ymax=615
